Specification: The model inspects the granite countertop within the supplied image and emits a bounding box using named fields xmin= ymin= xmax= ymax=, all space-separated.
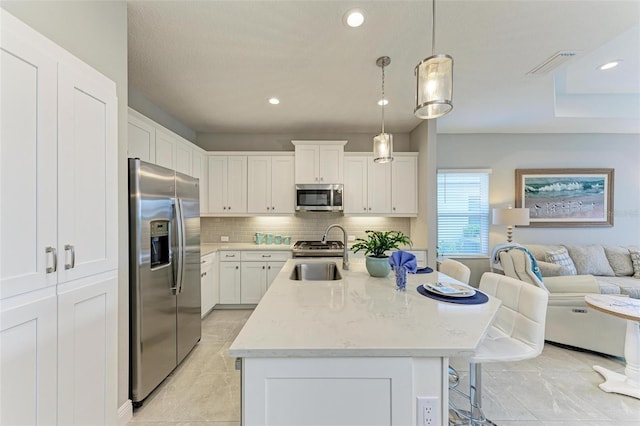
xmin=201 ymin=242 xmax=295 ymax=256
xmin=228 ymin=258 xmax=501 ymax=358
xmin=200 ymin=242 xmax=426 ymax=258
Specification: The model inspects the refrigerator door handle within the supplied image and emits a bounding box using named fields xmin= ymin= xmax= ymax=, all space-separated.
xmin=170 ymin=199 xmax=180 ymax=295
xmin=176 ymin=198 xmax=186 ymax=294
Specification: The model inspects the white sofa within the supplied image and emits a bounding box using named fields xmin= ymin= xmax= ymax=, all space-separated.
xmin=496 ymin=245 xmax=639 ymax=358
xmin=525 ymin=244 xmax=640 ymax=298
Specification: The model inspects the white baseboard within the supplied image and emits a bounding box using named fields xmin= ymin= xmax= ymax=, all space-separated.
xmin=118 ymin=399 xmax=133 ymax=425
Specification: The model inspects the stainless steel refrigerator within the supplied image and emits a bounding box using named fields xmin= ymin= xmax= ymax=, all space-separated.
xmin=128 ymin=159 xmax=201 ymax=405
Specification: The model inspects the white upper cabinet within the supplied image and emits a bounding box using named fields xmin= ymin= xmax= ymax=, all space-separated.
xmin=175 ymin=140 xmax=192 ymax=175
xmin=391 ymin=156 xmax=418 ymax=215
xmin=344 ymin=153 xmax=417 ymax=217
xmin=127 ymin=114 xmax=156 ymax=162
xmin=192 ymin=150 xmax=208 ymax=214
xmin=292 ymin=140 xmax=346 ymax=184
xmin=127 ymin=108 xmax=204 ymax=179
xmin=1 ymin=26 xmax=58 ymax=298
xmin=247 ymin=155 xmax=295 ymax=214
xmin=57 ymin=62 xmax=118 ymax=283
xmin=344 ymin=156 xmax=391 ymax=214
xmin=208 ymin=155 xmax=247 ymax=214
xmin=154 ymin=129 xmax=176 ymax=170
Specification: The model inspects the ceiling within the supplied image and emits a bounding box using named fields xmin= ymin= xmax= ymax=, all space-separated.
xmin=127 ymin=1 xmax=640 ymax=135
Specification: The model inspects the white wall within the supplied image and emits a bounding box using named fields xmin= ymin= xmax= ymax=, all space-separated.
xmin=438 ymin=133 xmax=640 ymax=247
xmin=1 ymin=0 xmax=131 ymax=412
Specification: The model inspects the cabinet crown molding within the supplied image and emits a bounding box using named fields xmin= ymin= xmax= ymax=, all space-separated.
xmin=291 ymin=140 xmax=347 ymax=147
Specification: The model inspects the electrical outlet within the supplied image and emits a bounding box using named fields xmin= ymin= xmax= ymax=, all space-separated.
xmin=417 ymin=396 xmax=439 ymax=426
xmin=347 ymin=235 xmax=356 ymax=242
xmin=220 ymin=236 xmax=229 ymax=242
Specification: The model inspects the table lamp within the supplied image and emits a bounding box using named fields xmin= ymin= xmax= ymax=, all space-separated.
xmin=492 ymin=205 xmax=530 ymax=243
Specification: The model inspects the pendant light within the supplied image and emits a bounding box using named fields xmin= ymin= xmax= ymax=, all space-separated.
xmin=414 ymin=0 xmax=453 ymax=119
xmin=373 ymin=56 xmax=393 ymax=163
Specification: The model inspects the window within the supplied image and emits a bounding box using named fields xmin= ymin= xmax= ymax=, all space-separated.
xmin=437 ymin=170 xmax=491 ymax=256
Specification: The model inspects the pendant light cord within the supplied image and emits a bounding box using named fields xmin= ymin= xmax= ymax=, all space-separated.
xmin=432 ymin=0 xmax=436 ymax=56
xmin=381 ymin=62 xmax=385 ymax=134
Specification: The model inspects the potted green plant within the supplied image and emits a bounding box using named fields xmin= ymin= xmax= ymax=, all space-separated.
xmin=351 ymin=230 xmax=412 ymax=277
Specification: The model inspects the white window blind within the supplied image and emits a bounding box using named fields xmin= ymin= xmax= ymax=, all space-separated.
xmin=437 ymin=170 xmax=490 ymax=256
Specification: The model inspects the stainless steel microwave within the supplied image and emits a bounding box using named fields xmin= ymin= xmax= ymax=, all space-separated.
xmin=295 ymin=184 xmax=343 ymax=212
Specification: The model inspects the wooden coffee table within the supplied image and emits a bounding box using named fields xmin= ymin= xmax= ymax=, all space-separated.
xmin=585 ymin=294 xmax=640 ymax=399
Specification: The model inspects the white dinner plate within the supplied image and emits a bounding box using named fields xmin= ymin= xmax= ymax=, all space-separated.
xmin=423 ymin=282 xmax=476 ymax=298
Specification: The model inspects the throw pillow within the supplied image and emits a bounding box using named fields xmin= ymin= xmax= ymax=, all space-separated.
xmin=565 ymin=245 xmax=615 ymax=276
xmin=537 ymin=260 xmax=568 ymax=277
xmin=631 ymin=250 xmax=640 ymax=279
xmin=603 ymin=246 xmax=634 ymax=276
xmin=545 ymin=247 xmax=577 ymax=275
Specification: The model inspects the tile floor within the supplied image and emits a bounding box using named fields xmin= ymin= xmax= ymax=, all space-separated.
xmin=129 ymin=309 xmax=640 ymax=426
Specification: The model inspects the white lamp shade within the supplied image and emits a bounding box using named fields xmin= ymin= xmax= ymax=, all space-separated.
xmin=373 ymin=132 xmax=393 ymax=163
xmin=414 ymin=54 xmax=453 ymax=119
xmin=492 ymin=207 xmax=530 ymax=226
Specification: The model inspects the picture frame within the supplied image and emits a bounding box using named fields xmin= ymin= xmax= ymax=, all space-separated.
xmin=515 ymin=168 xmax=614 ymax=227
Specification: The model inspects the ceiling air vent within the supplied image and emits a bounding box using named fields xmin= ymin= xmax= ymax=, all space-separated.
xmin=527 ymin=51 xmax=577 ymax=75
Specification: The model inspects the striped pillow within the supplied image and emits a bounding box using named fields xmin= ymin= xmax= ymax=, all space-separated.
xmin=545 ymin=247 xmax=577 ymax=275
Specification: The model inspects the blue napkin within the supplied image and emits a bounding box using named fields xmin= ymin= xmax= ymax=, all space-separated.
xmin=388 ymin=251 xmax=418 ymax=273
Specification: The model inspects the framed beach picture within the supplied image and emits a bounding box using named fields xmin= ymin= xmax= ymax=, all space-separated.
xmin=515 ymin=168 xmax=614 ymax=227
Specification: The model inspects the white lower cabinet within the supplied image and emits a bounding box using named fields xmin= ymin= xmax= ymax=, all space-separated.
xmin=201 ymin=252 xmax=217 ymax=317
xmin=219 ymin=251 xmax=290 ymax=305
xmin=0 ymin=288 xmax=58 ymax=426
xmin=57 ymin=274 xmax=117 ymax=426
xmin=219 ymin=251 xmax=242 ymax=304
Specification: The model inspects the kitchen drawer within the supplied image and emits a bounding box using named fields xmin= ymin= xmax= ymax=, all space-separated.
xmin=219 ymin=251 xmax=241 ymax=261
xmin=241 ymin=251 xmax=291 ymax=262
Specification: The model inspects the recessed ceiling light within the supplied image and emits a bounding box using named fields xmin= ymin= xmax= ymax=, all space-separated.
xmin=268 ymin=97 xmax=280 ymax=105
xmin=598 ymin=60 xmax=622 ymax=71
xmin=343 ymin=9 xmax=365 ymax=28
xmin=377 ymin=99 xmax=389 ymax=106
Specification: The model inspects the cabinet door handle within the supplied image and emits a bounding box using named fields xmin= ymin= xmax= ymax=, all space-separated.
xmin=268 ymin=266 xmax=271 ymax=270
xmin=262 ymin=266 xmax=265 ymax=269
xmin=368 ymin=207 xmax=371 ymax=211
xmin=46 ymin=246 xmax=57 ymax=273
xmin=235 ymin=266 xmax=239 ymax=270
xmin=393 ymin=207 xmax=396 ymax=211
xmin=223 ymin=206 xmax=227 ymax=210
xmin=363 ymin=207 xmax=366 ymax=211
xmin=228 ymin=206 xmax=231 ymax=210
xmin=262 ymin=254 xmax=271 ymax=258
xmin=226 ymin=254 xmax=236 ymax=258
xmin=272 ymin=206 xmax=275 ymax=210
xmin=64 ymin=244 xmax=75 ymax=270
xmin=320 ymin=177 xmax=324 ymax=182
xmin=201 ymin=260 xmax=206 ymax=263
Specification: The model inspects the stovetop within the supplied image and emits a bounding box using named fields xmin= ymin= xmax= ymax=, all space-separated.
xmin=292 ymin=240 xmax=345 ymax=257
xmin=293 ymin=240 xmax=344 ymax=250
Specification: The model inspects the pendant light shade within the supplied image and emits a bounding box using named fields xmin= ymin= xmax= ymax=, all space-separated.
xmin=373 ymin=132 xmax=393 ymax=163
xmin=414 ymin=0 xmax=453 ymax=120
xmin=414 ymin=54 xmax=453 ymax=119
xmin=374 ymin=56 xmax=393 ymax=163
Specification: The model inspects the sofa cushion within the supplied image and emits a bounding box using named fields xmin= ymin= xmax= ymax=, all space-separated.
xmin=565 ymin=245 xmax=615 ymax=276
xmin=545 ymin=247 xmax=577 ymax=275
xmin=527 ymin=244 xmax=563 ymax=262
xmin=597 ymin=276 xmax=640 ymax=298
xmin=604 ymin=246 xmax=634 ymax=276
xmin=537 ymin=260 xmax=567 ymax=277
xmin=631 ymin=249 xmax=640 ymax=279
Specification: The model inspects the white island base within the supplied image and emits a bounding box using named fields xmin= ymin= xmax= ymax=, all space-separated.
xmin=242 ymin=356 xmax=446 ymax=425
xmin=230 ymin=259 xmax=500 ymax=426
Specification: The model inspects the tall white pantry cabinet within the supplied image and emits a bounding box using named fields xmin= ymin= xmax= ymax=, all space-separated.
xmin=0 ymin=11 xmax=118 ymax=426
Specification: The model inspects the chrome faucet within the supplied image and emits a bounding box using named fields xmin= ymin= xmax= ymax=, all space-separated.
xmin=322 ymin=224 xmax=349 ymax=270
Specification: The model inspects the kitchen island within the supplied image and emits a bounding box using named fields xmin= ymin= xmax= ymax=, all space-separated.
xmin=229 ymin=258 xmax=500 ymax=426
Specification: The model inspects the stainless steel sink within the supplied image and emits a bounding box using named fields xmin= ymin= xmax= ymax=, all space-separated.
xmin=289 ymin=262 xmax=343 ymax=281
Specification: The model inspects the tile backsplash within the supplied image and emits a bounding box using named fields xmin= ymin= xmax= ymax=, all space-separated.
xmin=201 ymin=214 xmax=412 ymax=244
